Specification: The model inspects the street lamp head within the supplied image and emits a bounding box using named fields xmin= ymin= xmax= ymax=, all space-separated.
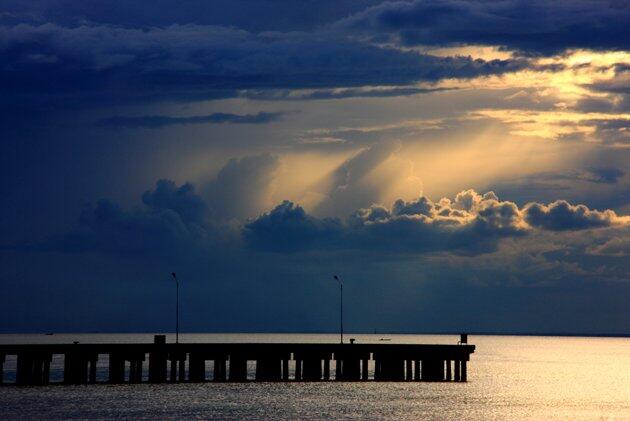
xmin=171 ymin=272 xmax=177 ymax=279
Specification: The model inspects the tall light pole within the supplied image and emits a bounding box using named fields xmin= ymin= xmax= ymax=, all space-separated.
xmin=333 ymin=275 xmax=343 ymax=344
xmin=171 ymin=272 xmax=179 ymax=344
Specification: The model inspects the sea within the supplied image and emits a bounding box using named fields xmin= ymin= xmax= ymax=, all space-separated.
xmin=0 ymin=333 xmax=629 ymax=419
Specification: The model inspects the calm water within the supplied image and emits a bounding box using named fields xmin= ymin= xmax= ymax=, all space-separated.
xmin=1 ymin=334 xmax=629 ymax=419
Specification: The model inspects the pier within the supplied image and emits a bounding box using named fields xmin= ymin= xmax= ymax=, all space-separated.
xmin=0 ymin=335 xmax=475 ymax=385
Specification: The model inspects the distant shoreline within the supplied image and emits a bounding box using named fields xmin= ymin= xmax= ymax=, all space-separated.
xmin=1 ymin=331 xmax=629 ymax=339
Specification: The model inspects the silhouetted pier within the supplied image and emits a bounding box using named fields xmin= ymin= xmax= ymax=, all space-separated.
xmin=0 ymin=335 xmax=475 ymax=385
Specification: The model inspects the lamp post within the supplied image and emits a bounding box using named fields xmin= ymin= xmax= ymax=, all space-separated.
xmin=333 ymin=275 xmax=343 ymax=344
xmin=171 ymin=272 xmax=179 ymax=344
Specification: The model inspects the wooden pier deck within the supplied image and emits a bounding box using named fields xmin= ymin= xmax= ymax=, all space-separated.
xmin=0 ymin=336 xmax=475 ymax=385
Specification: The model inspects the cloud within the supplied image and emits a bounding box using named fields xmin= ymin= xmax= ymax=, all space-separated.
xmin=96 ymin=111 xmax=284 ymax=128
xmin=246 ymin=189 xmax=626 ymax=254
xmin=523 ymin=200 xmax=618 ymax=231
xmin=56 ymin=196 xmax=210 ymax=257
xmin=338 ymin=0 xmax=630 ymax=55
xmin=35 ymin=154 xmax=283 ymax=255
xmin=244 ymin=86 xmax=456 ymax=101
xmin=0 ymin=22 xmax=529 ymax=111
xmin=17 ymin=168 xmax=629 ymax=281
xmin=587 ymin=235 xmax=630 ymax=256
xmin=585 ymin=167 xmax=625 ymax=184
xmin=243 ymin=201 xmax=343 ymax=252
xmin=141 ymin=179 xmax=208 ymax=224
xmin=0 ymin=0 xmax=382 ymax=32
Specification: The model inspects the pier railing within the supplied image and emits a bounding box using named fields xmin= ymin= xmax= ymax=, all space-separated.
xmin=0 ymin=336 xmax=475 ymax=385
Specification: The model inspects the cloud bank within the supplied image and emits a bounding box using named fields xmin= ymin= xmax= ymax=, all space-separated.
xmin=40 ymin=162 xmax=626 ymax=258
xmin=246 ymin=189 xmax=626 ymax=254
xmin=339 ymin=0 xmax=630 ymax=55
xmin=97 ymin=111 xmax=284 ymax=128
xmin=0 ymin=22 xmax=526 ymax=110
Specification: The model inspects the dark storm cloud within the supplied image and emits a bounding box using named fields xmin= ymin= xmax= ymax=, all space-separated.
xmin=97 ymin=111 xmax=284 ymax=128
xmin=0 ymin=0 xmax=383 ymax=32
xmin=56 ymin=197 xmax=209 ymax=257
xmin=141 ymin=179 xmax=208 ymax=224
xmin=55 ymin=179 xmax=218 ymax=257
xmin=0 ymin=21 xmax=528 ymax=111
xmin=41 ymin=156 xmax=284 ymax=256
xmin=243 ymin=201 xmax=343 ymax=252
xmin=338 ymin=0 xmax=630 ymax=55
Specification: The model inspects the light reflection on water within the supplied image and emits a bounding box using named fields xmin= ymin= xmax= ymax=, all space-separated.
xmin=1 ymin=334 xmax=629 ymax=419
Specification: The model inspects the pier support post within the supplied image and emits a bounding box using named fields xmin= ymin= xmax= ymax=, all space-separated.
xmin=378 ymin=358 xmax=404 ymax=381
xmin=295 ymin=358 xmax=302 ymax=381
xmin=0 ymin=353 xmax=4 ymax=384
xmin=256 ymin=358 xmax=280 ymax=381
xmin=168 ymin=351 xmax=185 ymax=382
xmin=229 ymin=357 xmax=247 ymax=381
xmin=189 ymin=355 xmax=206 ymax=382
xmin=32 ymin=358 xmax=43 ymax=384
xmin=42 ymin=358 xmax=51 ymax=385
xmin=129 ymin=360 xmax=137 ymax=383
xmin=282 ymin=359 xmax=289 ymax=381
xmin=405 ymin=360 xmax=412 ymax=381
xmin=256 ymin=358 xmax=282 ymax=381
xmin=454 ymin=359 xmax=461 ymax=382
xmin=362 ymin=358 xmax=369 ymax=381
xmin=302 ymin=359 xmax=322 ymax=381
xmin=446 ymin=360 xmax=452 ymax=381
xmin=323 ymin=359 xmax=330 ymax=380
xmin=374 ymin=360 xmax=381 ymax=380
xmin=125 ymin=353 xmax=145 ymax=383
xmin=178 ymin=358 xmax=186 ymax=382
xmin=213 ymin=359 xmax=226 ymax=381
xmin=414 ymin=360 xmax=420 ymax=381
xmin=132 ymin=360 xmax=144 ymax=383
xmin=88 ymin=357 xmax=98 ymax=383
xmin=18 ymin=353 xmax=53 ymax=385
xmin=64 ymin=351 xmax=89 ymax=384
xmin=149 ymin=335 xmax=168 ymax=383
xmin=336 ymin=357 xmax=360 ymax=381
xmin=109 ymin=354 xmax=125 ymax=384
xmin=169 ymin=359 xmax=177 ymax=382
xmin=421 ymin=359 xmax=444 ymax=381
xmin=461 ymin=360 xmax=467 ymax=382
xmin=16 ymin=353 xmax=33 ymax=385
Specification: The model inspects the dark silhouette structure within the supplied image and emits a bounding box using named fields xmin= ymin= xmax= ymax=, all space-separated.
xmin=0 ymin=335 xmax=474 ymax=385
xmin=333 ymin=275 xmax=343 ymax=344
xmin=171 ymin=272 xmax=180 ymax=344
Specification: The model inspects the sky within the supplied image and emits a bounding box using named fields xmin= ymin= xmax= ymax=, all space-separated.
xmin=1 ymin=0 xmax=629 ymax=335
